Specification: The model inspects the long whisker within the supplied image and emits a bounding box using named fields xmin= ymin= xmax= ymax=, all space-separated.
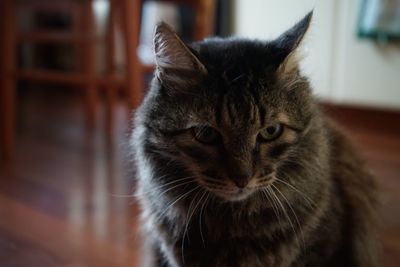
xmin=156 ymin=185 xmax=201 ymax=221
xmin=274 ymin=176 xmax=316 ymax=208
xmin=139 ymin=176 xmax=197 ymax=197
xmin=154 ymin=180 xmax=196 ymax=196
xmin=199 ymin=192 xmax=210 ymax=247
xmin=267 ymin=185 xmax=300 ymax=248
xmin=261 ymin=188 xmax=283 ymax=232
xmin=110 ymin=175 xmax=195 ymax=198
xmin=271 ymin=184 xmax=305 ymax=249
xmin=279 ymin=159 xmax=322 ymax=176
xmin=148 ymin=175 xmax=195 ymax=191
xmin=182 ymin=189 xmax=206 ymax=263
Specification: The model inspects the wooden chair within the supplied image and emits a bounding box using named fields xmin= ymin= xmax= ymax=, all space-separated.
xmin=0 ymin=0 xmax=216 ymax=162
xmin=1 ymin=0 xmax=18 ymax=163
xmin=0 ymin=0 xmax=100 ymax=162
xmin=123 ymin=0 xmax=216 ymax=108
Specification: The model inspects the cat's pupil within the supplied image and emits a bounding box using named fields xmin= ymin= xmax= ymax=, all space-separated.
xmin=202 ymin=128 xmax=213 ymax=138
xmin=267 ymin=126 xmax=277 ymax=134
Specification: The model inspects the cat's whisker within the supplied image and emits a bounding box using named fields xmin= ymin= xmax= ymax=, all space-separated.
xmin=140 ymin=176 xmax=197 ymax=196
xmin=254 ymin=182 xmax=273 ymax=189
xmin=257 ymin=177 xmax=273 ymax=184
xmin=154 ymin=180 xmax=197 ymax=198
xmin=184 ymin=189 xmax=202 ymax=227
xmin=182 ymin=189 xmax=207 ymax=263
xmin=183 ymin=191 xmax=199 ymax=245
xmin=274 ymin=175 xmax=316 ymax=208
xmin=271 ymin=184 xmax=305 ymax=249
xmin=268 ymin=185 xmax=301 ymax=249
xmin=199 ymin=192 xmax=210 ymax=247
xmin=280 ymin=158 xmax=322 ymax=174
xmin=142 ymin=153 xmax=188 ymax=171
xmin=164 ymin=157 xmax=179 ymax=168
xmin=263 ymin=187 xmax=283 ymax=221
xmin=156 ymin=185 xmax=201 ymax=222
xmin=141 ymin=180 xmax=194 ymax=198
xmin=150 ymin=176 xmax=195 ymax=191
xmin=264 ymin=187 xmax=285 ymax=232
xmin=260 ymin=189 xmax=283 ymax=232
xmin=110 ymin=175 xmax=193 ymax=199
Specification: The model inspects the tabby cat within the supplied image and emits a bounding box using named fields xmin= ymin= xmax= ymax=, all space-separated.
xmin=132 ymin=12 xmax=380 ymax=267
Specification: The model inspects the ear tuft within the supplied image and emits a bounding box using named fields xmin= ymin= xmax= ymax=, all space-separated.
xmin=271 ymin=11 xmax=313 ymax=72
xmin=153 ymin=22 xmax=207 ymax=89
xmin=275 ymin=11 xmax=313 ymax=53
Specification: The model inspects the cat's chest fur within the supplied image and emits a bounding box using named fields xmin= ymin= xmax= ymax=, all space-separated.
xmin=152 ymin=204 xmax=308 ymax=267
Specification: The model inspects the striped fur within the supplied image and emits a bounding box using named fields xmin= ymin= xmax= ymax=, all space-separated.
xmin=131 ymin=13 xmax=380 ymax=267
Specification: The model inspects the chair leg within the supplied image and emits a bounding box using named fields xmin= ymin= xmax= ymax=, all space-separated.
xmin=84 ymin=87 xmax=97 ymax=130
xmin=121 ymin=0 xmax=142 ymax=109
xmin=105 ymin=84 xmax=117 ymax=137
xmin=105 ymin=0 xmax=117 ymax=136
xmin=1 ymin=0 xmax=17 ymax=162
xmin=1 ymin=80 xmax=16 ymax=162
xmin=193 ymin=0 xmax=216 ymax=41
xmin=82 ymin=0 xmax=97 ymax=130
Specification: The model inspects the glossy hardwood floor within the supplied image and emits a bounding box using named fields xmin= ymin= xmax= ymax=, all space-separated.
xmin=0 ymin=89 xmax=142 ymax=267
xmin=0 ymin=89 xmax=399 ymax=266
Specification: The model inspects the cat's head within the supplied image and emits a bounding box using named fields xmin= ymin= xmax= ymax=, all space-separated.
xmin=137 ymin=12 xmax=323 ymax=202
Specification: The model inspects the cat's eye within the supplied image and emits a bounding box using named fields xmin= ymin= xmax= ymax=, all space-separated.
xmin=192 ymin=126 xmax=221 ymax=144
xmin=259 ymin=124 xmax=283 ymax=141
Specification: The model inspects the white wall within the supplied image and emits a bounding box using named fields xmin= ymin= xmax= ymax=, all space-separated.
xmin=233 ymin=0 xmax=400 ymax=109
xmin=333 ymin=0 xmax=400 ymax=108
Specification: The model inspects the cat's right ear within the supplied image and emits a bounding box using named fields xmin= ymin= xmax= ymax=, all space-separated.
xmin=153 ymin=22 xmax=207 ymax=91
xmin=270 ymin=11 xmax=313 ymax=74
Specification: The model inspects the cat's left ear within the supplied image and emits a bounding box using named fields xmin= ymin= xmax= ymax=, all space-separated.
xmin=153 ymin=22 xmax=207 ymax=90
xmin=271 ymin=11 xmax=313 ymax=71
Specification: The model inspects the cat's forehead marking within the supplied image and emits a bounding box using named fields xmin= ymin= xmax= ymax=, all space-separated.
xmin=219 ymin=91 xmax=260 ymax=132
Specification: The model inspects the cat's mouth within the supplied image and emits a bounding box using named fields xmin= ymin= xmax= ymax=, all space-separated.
xmin=202 ymin=185 xmax=254 ymax=201
xmin=198 ymin=175 xmax=275 ymax=202
xmin=221 ymin=187 xmax=254 ymax=201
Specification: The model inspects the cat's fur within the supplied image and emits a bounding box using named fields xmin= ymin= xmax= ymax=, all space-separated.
xmin=132 ymin=12 xmax=380 ymax=267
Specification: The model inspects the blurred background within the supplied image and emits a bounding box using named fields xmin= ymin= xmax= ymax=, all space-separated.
xmin=0 ymin=0 xmax=399 ymax=266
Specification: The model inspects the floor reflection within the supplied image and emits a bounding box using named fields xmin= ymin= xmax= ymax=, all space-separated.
xmin=0 ymin=90 xmax=142 ymax=266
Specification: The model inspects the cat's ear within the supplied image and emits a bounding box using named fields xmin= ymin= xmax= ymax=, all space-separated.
xmin=271 ymin=11 xmax=313 ymax=72
xmin=153 ymin=22 xmax=207 ymax=90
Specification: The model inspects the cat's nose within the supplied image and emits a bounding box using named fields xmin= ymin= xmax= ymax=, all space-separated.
xmin=234 ymin=179 xmax=249 ymax=189
xmin=232 ymin=173 xmax=252 ymax=189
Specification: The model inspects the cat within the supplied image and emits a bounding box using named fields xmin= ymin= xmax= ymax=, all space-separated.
xmin=131 ymin=12 xmax=380 ymax=267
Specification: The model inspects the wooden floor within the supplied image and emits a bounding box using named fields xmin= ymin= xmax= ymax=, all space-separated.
xmin=0 ymin=89 xmax=399 ymax=266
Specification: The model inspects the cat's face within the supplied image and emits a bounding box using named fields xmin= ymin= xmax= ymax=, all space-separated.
xmin=138 ymin=13 xmax=317 ymax=202
xmin=165 ymin=91 xmax=309 ymax=202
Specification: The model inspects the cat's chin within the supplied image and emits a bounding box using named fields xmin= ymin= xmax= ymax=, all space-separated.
xmin=210 ymin=188 xmax=254 ymax=202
